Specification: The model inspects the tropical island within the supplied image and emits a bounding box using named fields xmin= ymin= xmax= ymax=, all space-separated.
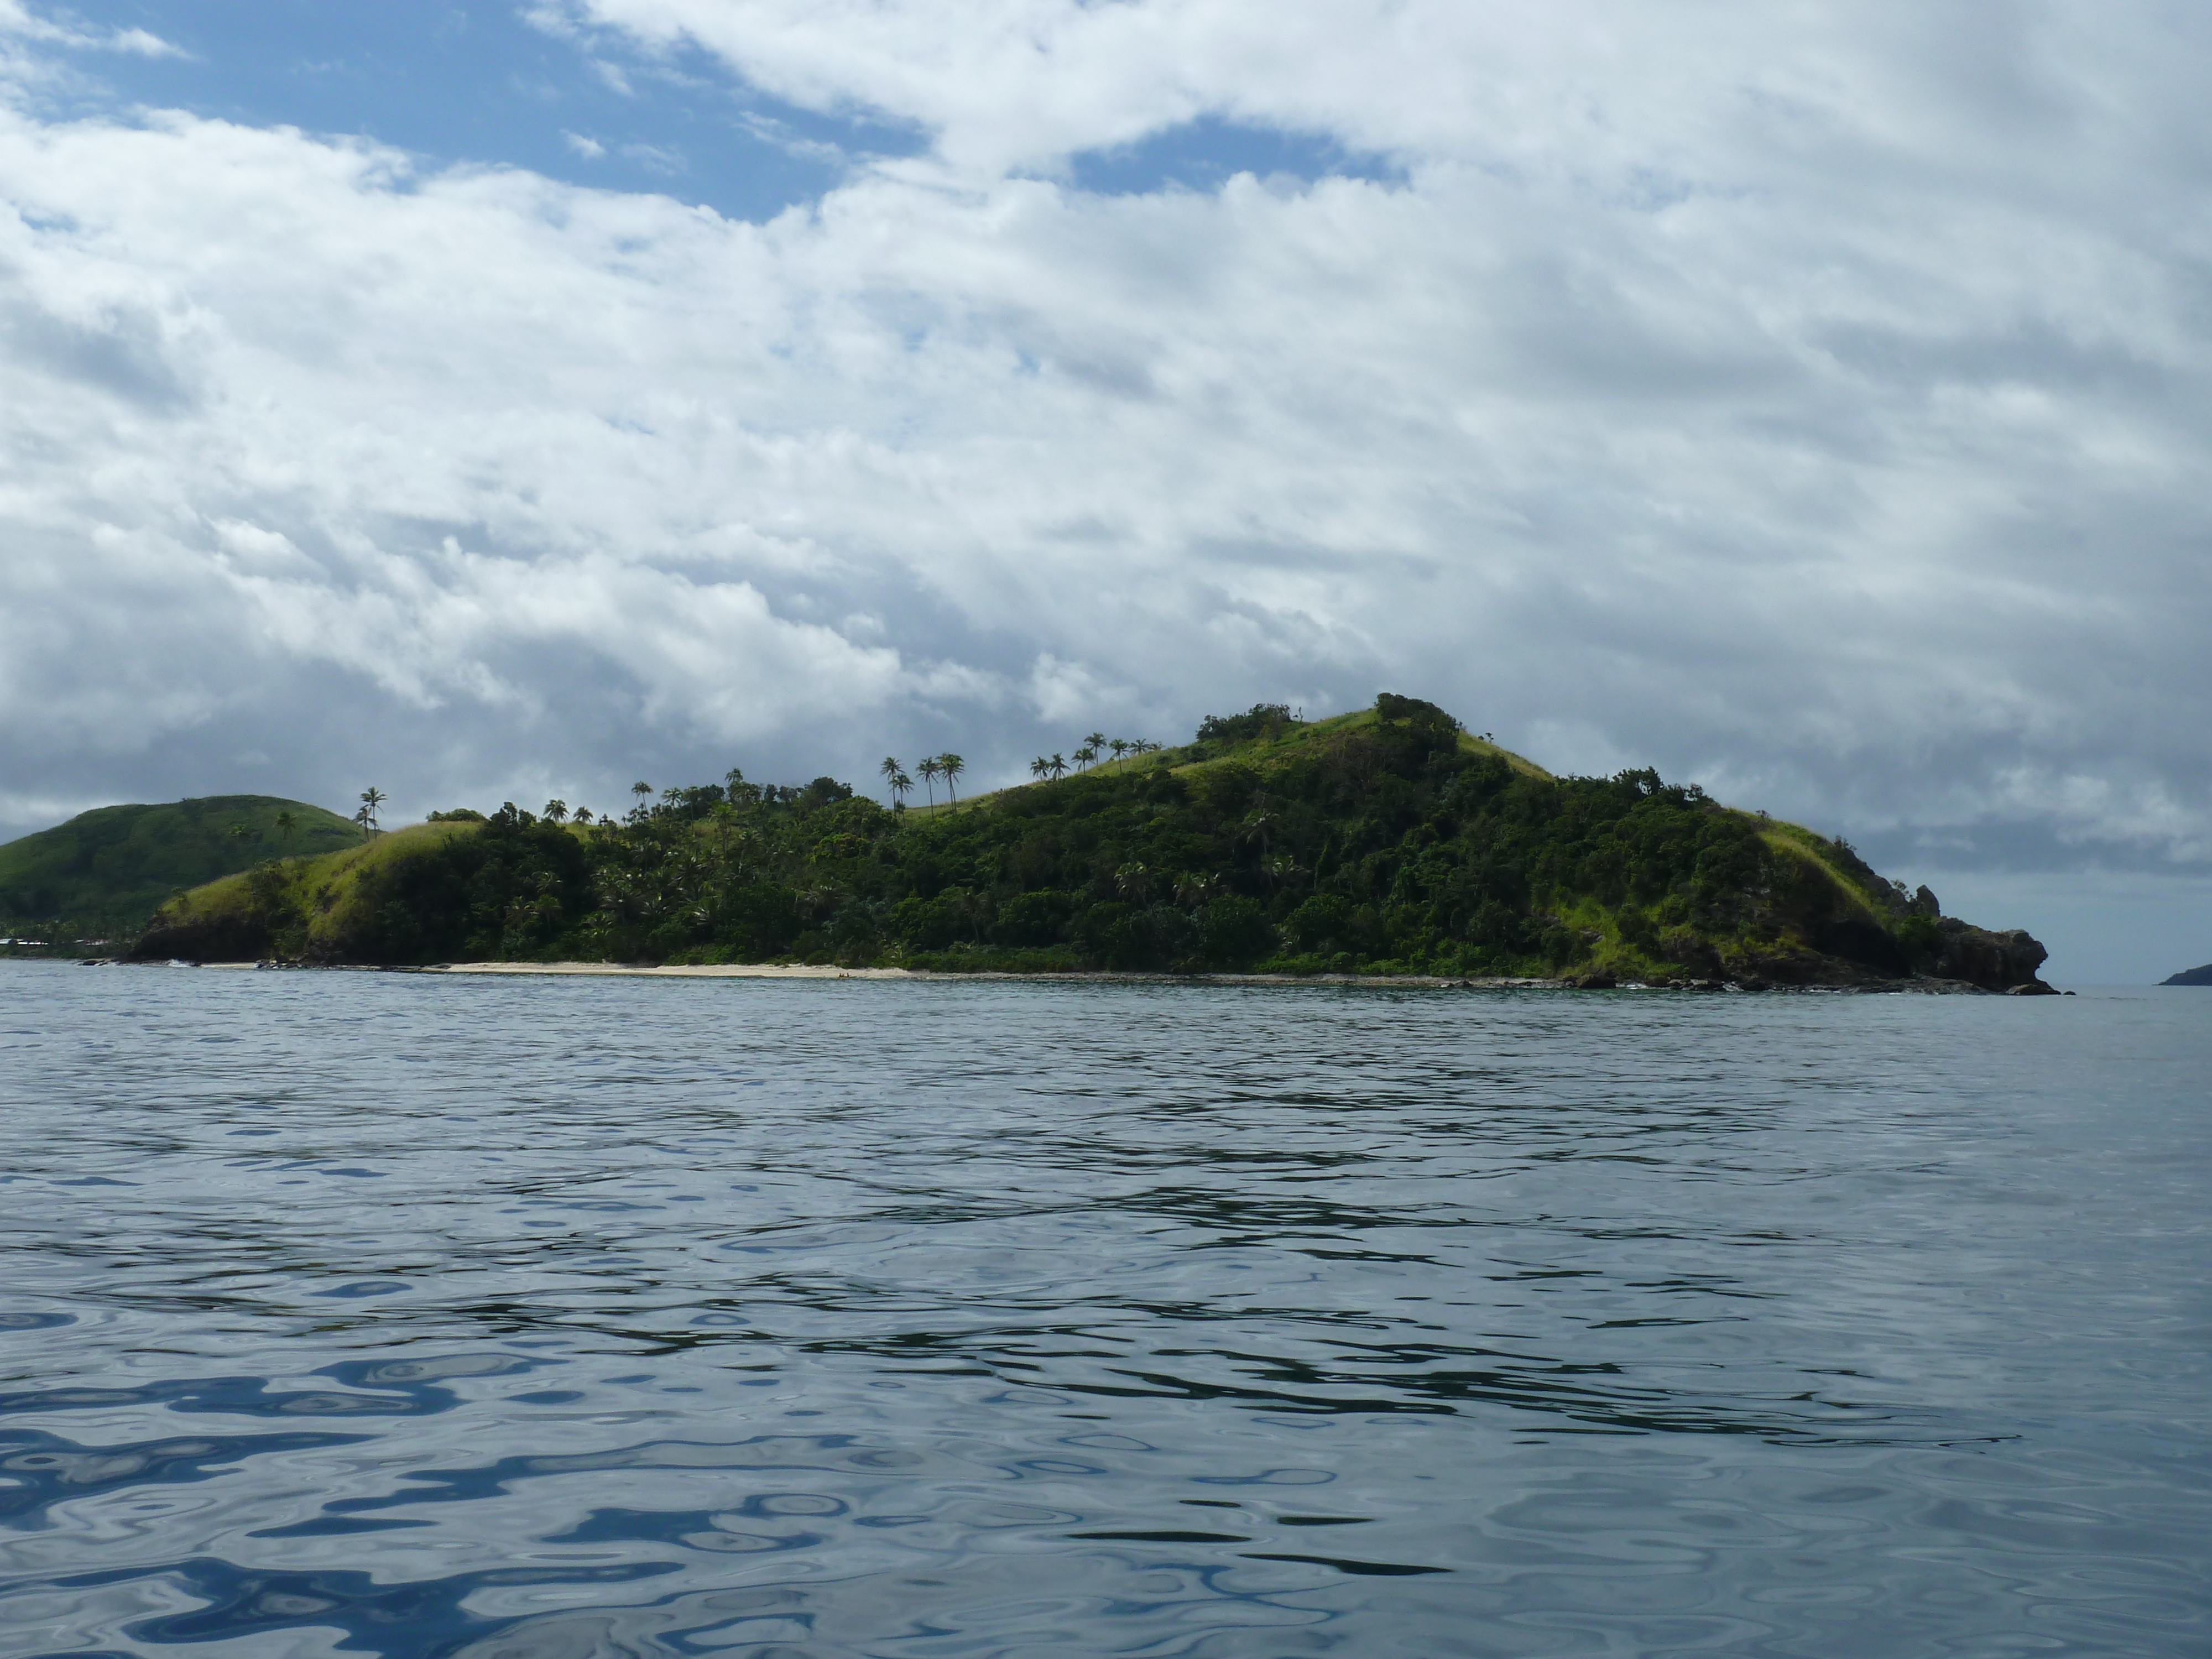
xmin=97 ymin=696 xmax=2052 ymax=990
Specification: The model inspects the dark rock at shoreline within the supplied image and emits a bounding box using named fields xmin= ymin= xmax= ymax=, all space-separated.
xmin=131 ymin=915 xmax=270 ymax=964
xmin=1929 ymin=920 xmax=2048 ymax=991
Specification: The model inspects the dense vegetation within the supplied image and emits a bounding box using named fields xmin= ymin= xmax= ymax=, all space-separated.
xmin=134 ymin=698 xmax=2042 ymax=986
xmin=0 ymin=795 xmax=361 ymax=948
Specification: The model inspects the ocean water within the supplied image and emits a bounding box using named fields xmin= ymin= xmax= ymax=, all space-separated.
xmin=1 ymin=963 xmax=2207 ymax=1658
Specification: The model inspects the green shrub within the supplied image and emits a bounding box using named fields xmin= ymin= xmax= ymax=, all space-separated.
xmin=1202 ymin=895 xmax=1275 ymax=968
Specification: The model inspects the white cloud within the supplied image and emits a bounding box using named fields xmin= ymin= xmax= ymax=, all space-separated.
xmin=562 ymin=130 xmax=607 ymax=159
xmin=0 ymin=0 xmax=182 ymax=58
xmin=0 ymin=1 xmax=2206 ymax=902
xmin=618 ymin=139 xmax=684 ymax=174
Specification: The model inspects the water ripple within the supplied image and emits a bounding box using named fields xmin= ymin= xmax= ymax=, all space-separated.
xmin=2 ymin=966 xmax=2208 ymax=1656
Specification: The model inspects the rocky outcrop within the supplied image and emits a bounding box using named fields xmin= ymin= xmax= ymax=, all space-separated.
xmin=129 ymin=915 xmax=271 ymax=963
xmin=2161 ymin=962 xmax=2212 ymax=986
xmin=1930 ymin=919 xmax=2048 ymax=991
xmin=1813 ymin=916 xmax=1912 ymax=976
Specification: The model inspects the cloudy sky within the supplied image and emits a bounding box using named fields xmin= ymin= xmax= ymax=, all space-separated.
xmin=2 ymin=1 xmax=2207 ymax=979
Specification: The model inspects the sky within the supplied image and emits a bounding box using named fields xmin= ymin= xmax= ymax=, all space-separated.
xmin=1 ymin=1 xmax=2208 ymax=982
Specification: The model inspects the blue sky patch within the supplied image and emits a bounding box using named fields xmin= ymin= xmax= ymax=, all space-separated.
xmin=33 ymin=1 xmax=923 ymax=220
xmin=1067 ymin=115 xmax=1404 ymax=196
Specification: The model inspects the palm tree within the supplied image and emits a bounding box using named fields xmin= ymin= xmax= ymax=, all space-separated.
xmin=917 ymin=757 xmax=942 ymax=809
xmin=358 ymin=787 xmax=387 ymax=837
xmin=1175 ymin=872 xmax=1222 ymax=907
xmin=274 ymin=810 xmax=297 ymax=853
xmin=879 ymin=756 xmax=903 ymax=802
xmin=1115 ymin=862 xmax=1150 ymax=902
xmin=938 ymin=753 xmax=964 ymax=810
xmin=544 ymin=799 xmax=568 ymax=823
xmin=1084 ymin=731 xmax=1106 ymax=759
xmin=1108 ymin=738 xmax=1129 ymax=771
xmin=629 ymin=780 xmax=651 ymax=822
xmin=575 ymin=807 xmax=594 ymax=825
xmin=1030 ymin=757 xmax=1050 ymax=782
xmin=890 ymin=770 xmax=913 ymax=809
xmin=1047 ymin=752 xmax=1067 ymax=781
xmin=226 ymin=821 xmax=254 ymax=848
xmin=1073 ymin=742 xmax=1098 ymax=771
xmin=1240 ymin=805 xmax=1277 ymax=866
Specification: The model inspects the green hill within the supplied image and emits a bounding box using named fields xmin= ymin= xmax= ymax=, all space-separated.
xmin=131 ymin=697 xmax=2051 ymax=989
xmin=0 ymin=795 xmax=362 ymax=946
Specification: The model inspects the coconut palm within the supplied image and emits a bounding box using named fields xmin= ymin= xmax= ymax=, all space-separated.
xmin=890 ymin=770 xmax=914 ymax=809
xmin=1108 ymin=738 xmax=1129 ymax=770
xmin=916 ymin=756 xmax=942 ymax=809
xmin=575 ymin=807 xmax=594 ymax=825
xmin=274 ymin=810 xmax=297 ymax=852
xmin=1030 ymin=757 xmax=1050 ymax=781
xmin=1047 ymin=752 xmax=1068 ymax=781
xmin=1175 ymin=872 xmax=1222 ymax=907
xmin=1115 ymin=862 xmax=1151 ymax=902
xmin=1073 ymin=742 xmax=1098 ymax=771
xmin=358 ymin=786 xmax=387 ymax=834
xmin=1084 ymin=731 xmax=1105 ymax=758
xmin=938 ymin=753 xmax=964 ymax=810
xmin=543 ymin=799 xmax=568 ymax=823
xmin=1240 ymin=805 xmax=1277 ymax=865
xmin=879 ymin=756 xmax=903 ymax=800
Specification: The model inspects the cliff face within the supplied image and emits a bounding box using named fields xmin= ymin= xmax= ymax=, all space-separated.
xmin=1932 ymin=921 xmax=2051 ymax=990
xmin=127 ymin=699 xmax=2052 ymax=989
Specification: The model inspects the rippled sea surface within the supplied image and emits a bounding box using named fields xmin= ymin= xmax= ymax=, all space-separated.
xmin=3 ymin=964 xmax=2208 ymax=1657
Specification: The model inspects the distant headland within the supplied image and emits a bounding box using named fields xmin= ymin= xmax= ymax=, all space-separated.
xmin=11 ymin=697 xmax=2056 ymax=991
xmin=0 ymin=794 xmax=362 ymax=950
xmin=2161 ymin=963 xmax=2212 ymax=986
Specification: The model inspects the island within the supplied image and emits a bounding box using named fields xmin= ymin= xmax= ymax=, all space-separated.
xmin=102 ymin=696 xmax=2054 ymax=992
xmin=2161 ymin=963 xmax=2212 ymax=986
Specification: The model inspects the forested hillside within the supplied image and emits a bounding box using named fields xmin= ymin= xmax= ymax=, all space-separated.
xmin=132 ymin=698 xmax=2048 ymax=988
xmin=1 ymin=795 xmax=361 ymax=945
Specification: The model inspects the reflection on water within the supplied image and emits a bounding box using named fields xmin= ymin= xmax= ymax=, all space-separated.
xmin=2 ymin=965 xmax=2208 ymax=1656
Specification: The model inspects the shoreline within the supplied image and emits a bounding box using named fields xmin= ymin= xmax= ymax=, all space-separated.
xmin=422 ymin=961 xmax=1568 ymax=989
xmin=22 ymin=957 xmax=2023 ymax=992
xmin=135 ymin=959 xmax=1993 ymax=992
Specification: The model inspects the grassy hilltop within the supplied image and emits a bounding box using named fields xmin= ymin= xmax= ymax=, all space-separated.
xmin=1 ymin=795 xmax=361 ymax=948
xmin=132 ymin=697 xmax=2049 ymax=988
